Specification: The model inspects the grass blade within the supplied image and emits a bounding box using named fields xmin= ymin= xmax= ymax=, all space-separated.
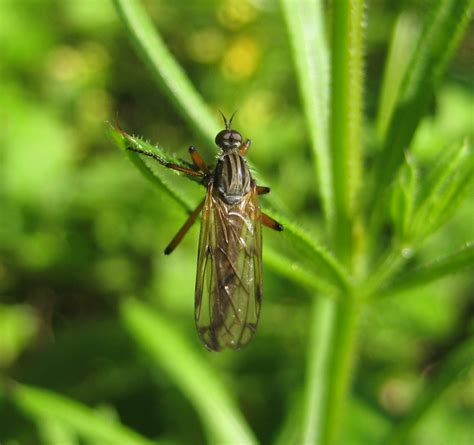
xmin=329 ymin=0 xmax=365 ymax=266
xmin=376 ymin=242 xmax=474 ymax=298
xmin=120 ymin=299 xmax=257 ymax=445
xmin=384 ymin=336 xmax=474 ymax=445
xmin=113 ymin=0 xmax=219 ymax=144
xmin=372 ymin=0 xmax=472 ymax=201
xmin=280 ymin=0 xmax=333 ymax=224
xmin=9 ymin=383 xmax=155 ymax=445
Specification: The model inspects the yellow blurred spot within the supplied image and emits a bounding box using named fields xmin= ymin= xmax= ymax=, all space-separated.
xmin=81 ymin=41 xmax=110 ymax=72
xmin=240 ymin=90 xmax=280 ymax=127
xmin=222 ymin=37 xmax=260 ymax=80
xmin=78 ymin=89 xmax=112 ymax=123
xmin=46 ymin=45 xmax=86 ymax=81
xmin=187 ymin=28 xmax=225 ymax=64
xmin=217 ymin=0 xmax=258 ymax=29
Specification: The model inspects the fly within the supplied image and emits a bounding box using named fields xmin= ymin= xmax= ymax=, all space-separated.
xmin=126 ymin=112 xmax=283 ymax=351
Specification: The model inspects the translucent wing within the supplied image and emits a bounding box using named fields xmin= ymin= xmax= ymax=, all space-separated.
xmin=195 ymin=183 xmax=262 ymax=351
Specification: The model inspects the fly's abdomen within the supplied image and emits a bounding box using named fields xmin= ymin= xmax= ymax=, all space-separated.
xmin=214 ymin=153 xmax=252 ymax=204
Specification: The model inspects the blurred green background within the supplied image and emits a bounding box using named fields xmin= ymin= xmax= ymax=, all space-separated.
xmin=0 ymin=0 xmax=473 ymax=444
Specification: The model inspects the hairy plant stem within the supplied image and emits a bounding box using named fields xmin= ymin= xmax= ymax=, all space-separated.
xmin=322 ymin=294 xmax=359 ymax=445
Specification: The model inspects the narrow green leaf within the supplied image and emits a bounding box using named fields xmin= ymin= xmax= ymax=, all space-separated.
xmin=384 ymin=337 xmax=474 ymax=445
xmin=10 ymin=383 xmax=155 ymax=445
xmin=280 ymin=0 xmax=333 ymax=224
xmin=263 ymin=247 xmax=338 ymax=297
xmin=265 ymin=210 xmax=351 ymax=293
xmin=120 ymin=299 xmax=257 ymax=445
xmin=377 ymin=12 xmax=420 ymax=140
xmin=389 ymin=153 xmax=418 ymax=242
xmin=411 ymin=140 xmax=473 ymax=241
xmin=107 ymin=124 xmax=195 ymax=212
xmin=329 ymin=0 xmax=365 ymax=266
xmin=376 ymin=242 xmax=474 ymax=298
xmin=38 ymin=417 xmax=78 ymax=445
xmin=113 ymin=0 xmax=219 ymax=145
xmin=372 ymin=0 xmax=472 ymax=200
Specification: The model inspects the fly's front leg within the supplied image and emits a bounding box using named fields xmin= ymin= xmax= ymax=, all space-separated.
xmin=188 ymin=146 xmax=210 ymax=174
xmin=261 ymin=212 xmax=284 ymax=231
xmin=127 ymin=146 xmax=203 ymax=177
xmin=239 ymin=139 xmax=251 ymax=156
xmin=257 ymin=186 xmax=271 ymax=195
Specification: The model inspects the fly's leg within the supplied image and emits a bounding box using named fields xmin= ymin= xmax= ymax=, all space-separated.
xmin=188 ymin=146 xmax=210 ymax=174
xmin=261 ymin=212 xmax=284 ymax=231
xmin=239 ymin=139 xmax=251 ymax=156
xmin=164 ymin=199 xmax=206 ymax=254
xmin=127 ymin=147 xmax=204 ymax=177
xmin=256 ymin=186 xmax=270 ymax=195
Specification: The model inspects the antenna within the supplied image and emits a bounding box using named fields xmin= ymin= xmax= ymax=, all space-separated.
xmin=219 ymin=110 xmax=229 ymax=129
xmin=228 ymin=110 xmax=237 ymax=128
xmin=218 ymin=110 xmax=238 ymax=130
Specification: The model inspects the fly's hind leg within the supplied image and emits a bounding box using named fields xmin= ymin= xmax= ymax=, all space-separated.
xmin=164 ymin=199 xmax=206 ymax=255
xmin=261 ymin=212 xmax=284 ymax=232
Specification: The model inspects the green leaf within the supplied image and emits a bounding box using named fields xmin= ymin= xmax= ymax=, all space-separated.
xmin=384 ymin=336 xmax=474 ymax=445
xmin=411 ymin=140 xmax=473 ymax=241
xmin=112 ymin=0 xmax=219 ymax=145
xmin=38 ymin=417 xmax=78 ymax=445
xmin=376 ymin=242 xmax=474 ymax=298
xmin=264 ymin=210 xmax=351 ymax=293
xmin=377 ymin=12 xmax=420 ymax=140
xmin=389 ymin=153 xmax=418 ymax=242
xmin=9 ymin=383 xmax=155 ymax=445
xmin=107 ymin=123 xmax=195 ymax=212
xmin=372 ymin=0 xmax=472 ymax=200
xmin=329 ymin=0 xmax=365 ymax=266
xmin=120 ymin=299 xmax=257 ymax=445
xmin=263 ymin=246 xmax=338 ymax=296
xmin=280 ymin=0 xmax=333 ymax=224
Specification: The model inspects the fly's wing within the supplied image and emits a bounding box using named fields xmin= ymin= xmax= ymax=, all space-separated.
xmin=195 ymin=184 xmax=262 ymax=351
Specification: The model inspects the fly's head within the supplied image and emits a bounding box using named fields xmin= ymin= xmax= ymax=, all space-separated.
xmin=215 ymin=128 xmax=242 ymax=152
xmin=215 ymin=110 xmax=242 ymax=152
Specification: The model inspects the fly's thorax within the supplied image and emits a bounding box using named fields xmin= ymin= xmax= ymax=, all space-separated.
xmin=214 ymin=152 xmax=253 ymax=204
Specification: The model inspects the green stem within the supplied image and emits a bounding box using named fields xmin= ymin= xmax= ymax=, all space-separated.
xmin=330 ymin=0 xmax=365 ymax=266
xmin=323 ymin=295 xmax=360 ymax=445
xmin=301 ymin=297 xmax=336 ymax=444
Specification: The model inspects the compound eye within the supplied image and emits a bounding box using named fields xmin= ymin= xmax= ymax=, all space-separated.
xmin=215 ymin=130 xmax=231 ymax=146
